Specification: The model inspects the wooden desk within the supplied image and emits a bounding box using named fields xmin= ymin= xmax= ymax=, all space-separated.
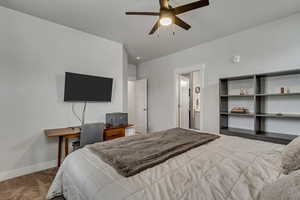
xmin=45 ymin=124 xmax=134 ymax=168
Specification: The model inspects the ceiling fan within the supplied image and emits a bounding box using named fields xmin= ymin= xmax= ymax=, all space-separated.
xmin=126 ymin=0 xmax=209 ymax=35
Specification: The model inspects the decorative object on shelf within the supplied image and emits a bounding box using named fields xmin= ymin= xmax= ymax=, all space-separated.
xmin=195 ymin=86 xmax=201 ymax=94
xmin=281 ymin=87 xmax=285 ymax=94
xmin=240 ymin=88 xmax=248 ymax=95
xmin=286 ymin=87 xmax=290 ymax=94
xmin=240 ymin=88 xmax=244 ymax=95
xmin=195 ymin=87 xmax=201 ymax=111
xmin=231 ymin=107 xmax=249 ymax=114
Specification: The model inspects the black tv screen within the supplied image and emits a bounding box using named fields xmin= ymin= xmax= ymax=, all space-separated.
xmin=64 ymin=72 xmax=113 ymax=102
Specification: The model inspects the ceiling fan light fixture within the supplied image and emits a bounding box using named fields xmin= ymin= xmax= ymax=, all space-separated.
xmin=126 ymin=0 xmax=210 ymax=34
xmin=159 ymin=17 xmax=172 ymax=26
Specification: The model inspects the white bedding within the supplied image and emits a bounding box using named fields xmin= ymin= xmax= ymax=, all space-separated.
xmin=47 ymin=135 xmax=285 ymax=200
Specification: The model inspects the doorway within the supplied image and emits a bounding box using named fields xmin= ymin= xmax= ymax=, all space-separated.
xmin=128 ymin=79 xmax=148 ymax=134
xmin=178 ymin=70 xmax=202 ymax=130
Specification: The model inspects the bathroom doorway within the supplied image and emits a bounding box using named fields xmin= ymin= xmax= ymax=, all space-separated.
xmin=178 ymin=70 xmax=202 ymax=130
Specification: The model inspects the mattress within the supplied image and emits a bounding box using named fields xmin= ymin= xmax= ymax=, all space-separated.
xmin=47 ymin=135 xmax=285 ymax=200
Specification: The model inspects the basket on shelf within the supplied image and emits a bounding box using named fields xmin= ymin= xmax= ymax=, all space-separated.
xmin=230 ymin=107 xmax=249 ymax=114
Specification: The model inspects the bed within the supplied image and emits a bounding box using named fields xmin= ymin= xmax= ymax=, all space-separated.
xmin=47 ymin=132 xmax=285 ymax=200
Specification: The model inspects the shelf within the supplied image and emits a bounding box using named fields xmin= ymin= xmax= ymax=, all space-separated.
xmin=220 ymin=112 xmax=254 ymax=117
xmin=220 ymin=75 xmax=254 ymax=81
xmin=257 ymin=69 xmax=300 ymax=78
xmin=220 ymin=69 xmax=300 ymax=145
xmin=222 ymin=93 xmax=300 ymax=97
xmin=256 ymin=113 xmax=300 ymax=119
xmin=220 ymin=127 xmax=255 ymax=135
xmin=221 ymin=94 xmax=254 ymax=97
xmin=220 ymin=128 xmax=297 ymax=144
xmin=257 ymin=131 xmax=298 ymax=142
xmin=256 ymin=93 xmax=300 ymax=96
xmin=221 ymin=112 xmax=300 ymax=118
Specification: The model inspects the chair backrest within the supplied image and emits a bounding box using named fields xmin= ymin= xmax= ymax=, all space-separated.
xmin=80 ymin=123 xmax=105 ymax=147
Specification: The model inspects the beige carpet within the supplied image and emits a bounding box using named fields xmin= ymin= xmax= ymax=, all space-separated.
xmin=0 ymin=168 xmax=64 ymax=200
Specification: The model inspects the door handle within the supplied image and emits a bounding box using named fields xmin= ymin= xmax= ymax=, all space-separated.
xmin=143 ymin=108 xmax=147 ymax=111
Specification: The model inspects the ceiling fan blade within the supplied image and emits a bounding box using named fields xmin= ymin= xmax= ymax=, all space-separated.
xmin=149 ymin=20 xmax=160 ymax=35
xmin=126 ymin=12 xmax=159 ymax=16
xmin=173 ymin=0 xmax=209 ymax=15
xmin=159 ymin=0 xmax=169 ymax=9
xmin=174 ymin=16 xmax=191 ymax=30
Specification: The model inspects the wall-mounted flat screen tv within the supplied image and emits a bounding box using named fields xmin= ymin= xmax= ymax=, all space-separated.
xmin=64 ymin=72 xmax=113 ymax=102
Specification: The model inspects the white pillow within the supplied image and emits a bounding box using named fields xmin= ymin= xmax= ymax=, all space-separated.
xmin=258 ymin=170 xmax=300 ymax=200
xmin=281 ymin=136 xmax=300 ymax=175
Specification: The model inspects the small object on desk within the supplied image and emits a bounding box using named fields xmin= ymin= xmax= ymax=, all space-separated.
xmin=106 ymin=113 xmax=128 ymax=127
xmin=280 ymin=87 xmax=285 ymax=94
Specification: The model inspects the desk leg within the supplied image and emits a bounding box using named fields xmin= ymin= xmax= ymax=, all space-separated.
xmin=57 ymin=136 xmax=63 ymax=168
xmin=65 ymin=137 xmax=69 ymax=157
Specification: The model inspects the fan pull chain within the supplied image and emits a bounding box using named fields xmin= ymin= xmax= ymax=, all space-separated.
xmin=172 ymin=23 xmax=175 ymax=36
xmin=170 ymin=0 xmax=176 ymax=36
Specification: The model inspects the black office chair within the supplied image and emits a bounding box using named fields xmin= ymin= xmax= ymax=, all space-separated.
xmin=72 ymin=122 xmax=105 ymax=151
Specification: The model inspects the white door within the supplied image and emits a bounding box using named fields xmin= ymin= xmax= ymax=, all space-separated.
xmin=135 ymin=79 xmax=148 ymax=134
xmin=179 ymin=76 xmax=190 ymax=129
xmin=127 ymin=81 xmax=136 ymax=124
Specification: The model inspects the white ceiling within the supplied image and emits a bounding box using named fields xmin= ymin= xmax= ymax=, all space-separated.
xmin=1 ymin=0 xmax=300 ymax=63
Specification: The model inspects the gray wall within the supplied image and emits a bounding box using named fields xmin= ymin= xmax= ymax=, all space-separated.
xmin=0 ymin=6 xmax=125 ymax=180
xmin=128 ymin=64 xmax=137 ymax=81
xmin=138 ymin=13 xmax=300 ymax=134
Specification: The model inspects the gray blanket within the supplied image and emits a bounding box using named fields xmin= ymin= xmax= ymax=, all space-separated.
xmin=87 ymin=128 xmax=219 ymax=177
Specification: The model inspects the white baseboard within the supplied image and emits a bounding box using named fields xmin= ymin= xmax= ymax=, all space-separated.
xmin=0 ymin=160 xmax=56 ymax=182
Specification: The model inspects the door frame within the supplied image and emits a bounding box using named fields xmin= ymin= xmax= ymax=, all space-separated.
xmin=175 ymin=65 xmax=205 ymax=131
